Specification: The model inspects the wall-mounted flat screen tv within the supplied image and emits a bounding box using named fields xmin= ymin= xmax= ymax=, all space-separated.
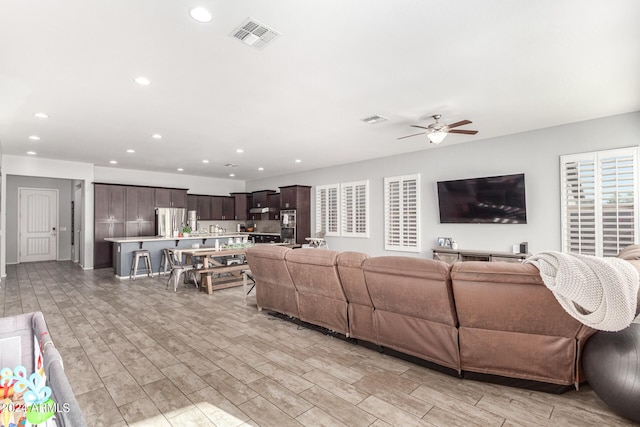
xmin=437 ymin=173 xmax=527 ymax=224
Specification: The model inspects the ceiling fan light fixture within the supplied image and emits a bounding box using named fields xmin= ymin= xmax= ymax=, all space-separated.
xmin=427 ymin=130 xmax=447 ymax=144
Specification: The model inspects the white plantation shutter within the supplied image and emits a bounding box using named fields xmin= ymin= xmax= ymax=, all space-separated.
xmin=384 ymin=174 xmax=420 ymax=252
xmin=341 ymin=180 xmax=369 ymax=237
xmin=601 ymin=151 xmax=637 ymax=256
xmin=561 ymin=147 xmax=638 ymax=256
xmin=315 ymin=184 xmax=340 ymax=236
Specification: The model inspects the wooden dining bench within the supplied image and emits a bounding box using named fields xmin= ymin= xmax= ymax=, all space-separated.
xmin=198 ymin=263 xmax=247 ymax=294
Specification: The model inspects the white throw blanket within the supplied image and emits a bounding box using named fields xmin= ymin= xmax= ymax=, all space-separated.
xmin=525 ymin=251 xmax=639 ymax=332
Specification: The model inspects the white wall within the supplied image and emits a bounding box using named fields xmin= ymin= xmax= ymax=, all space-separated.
xmin=5 ymin=176 xmax=74 ymax=264
xmin=94 ymin=167 xmax=245 ymax=195
xmin=246 ymin=111 xmax=640 ymax=257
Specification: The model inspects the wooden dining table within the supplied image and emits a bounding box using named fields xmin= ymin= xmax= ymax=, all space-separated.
xmin=172 ymin=246 xmax=250 ymax=294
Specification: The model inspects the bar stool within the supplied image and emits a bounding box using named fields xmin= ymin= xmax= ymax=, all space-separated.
xmin=130 ymin=250 xmax=153 ymax=280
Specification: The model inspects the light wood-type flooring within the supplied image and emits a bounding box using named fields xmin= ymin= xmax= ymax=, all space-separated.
xmin=0 ymin=261 xmax=636 ymax=426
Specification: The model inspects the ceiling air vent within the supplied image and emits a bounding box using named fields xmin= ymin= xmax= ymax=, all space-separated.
xmin=230 ymin=18 xmax=280 ymax=49
xmin=361 ymin=115 xmax=388 ymax=124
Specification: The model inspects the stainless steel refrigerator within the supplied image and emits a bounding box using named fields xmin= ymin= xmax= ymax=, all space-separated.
xmin=156 ymin=207 xmax=186 ymax=237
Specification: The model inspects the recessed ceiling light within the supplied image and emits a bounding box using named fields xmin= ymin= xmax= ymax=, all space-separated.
xmin=236 ymin=148 xmax=244 ymax=153
xmin=126 ymin=149 xmax=135 ymax=153
xmin=202 ymin=159 xmax=209 ymax=164
xmin=28 ymin=135 xmax=40 ymax=140
xmin=110 ymin=160 xmax=118 ymax=164
xmin=258 ymin=167 xmax=264 ymax=171
xmin=134 ymin=76 xmax=151 ymax=86
xmin=189 ymin=7 xmax=212 ymax=23
xmin=34 ymin=112 xmax=48 ymax=119
xmin=27 ymin=151 xmax=37 ymax=155
xmin=229 ymin=173 xmax=235 ymax=177
xmin=295 ymin=159 xmax=302 ymax=163
xmin=177 ymin=168 xmax=184 ymax=172
xmin=151 ymin=134 xmax=162 ymax=139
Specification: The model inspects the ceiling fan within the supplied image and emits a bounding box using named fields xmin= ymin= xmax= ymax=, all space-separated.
xmin=398 ymin=114 xmax=478 ymax=144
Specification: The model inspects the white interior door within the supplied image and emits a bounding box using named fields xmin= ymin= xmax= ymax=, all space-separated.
xmin=19 ymin=188 xmax=58 ymax=263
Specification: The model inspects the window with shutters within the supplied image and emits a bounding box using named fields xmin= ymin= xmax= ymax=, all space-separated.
xmin=341 ymin=180 xmax=369 ymax=237
xmin=384 ymin=174 xmax=420 ymax=252
xmin=315 ymin=184 xmax=340 ymax=236
xmin=561 ymin=147 xmax=638 ymax=257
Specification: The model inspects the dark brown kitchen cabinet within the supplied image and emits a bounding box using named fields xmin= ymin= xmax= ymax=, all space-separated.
xmin=251 ymin=190 xmax=276 ymax=208
xmin=211 ymin=196 xmax=234 ymax=220
xmin=280 ymin=185 xmax=310 ymax=210
xmin=155 ymin=188 xmax=187 ymax=208
xmin=279 ymin=185 xmax=311 ymax=244
xmin=199 ymin=196 xmax=212 ymax=220
xmin=95 ymin=184 xmax=125 ymax=221
xmin=231 ymin=192 xmax=250 ymax=220
xmin=188 ymin=194 xmax=213 ymax=220
xmin=125 ymin=186 xmax=154 ymax=237
xmin=125 ymin=186 xmax=154 ymax=221
xmin=223 ymin=197 xmax=234 ymax=220
xmin=94 ymin=184 xmax=126 ymax=269
xmin=187 ymin=194 xmax=198 ymax=212
xmin=268 ymin=193 xmax=281 ymax=220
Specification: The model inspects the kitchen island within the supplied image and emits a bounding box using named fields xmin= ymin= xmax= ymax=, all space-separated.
xmin=105 ymin=234 xmax=252 ymax=279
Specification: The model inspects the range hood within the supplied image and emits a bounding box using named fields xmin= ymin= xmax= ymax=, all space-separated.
xmin=249 ymin=207 xmax=270 ymax=214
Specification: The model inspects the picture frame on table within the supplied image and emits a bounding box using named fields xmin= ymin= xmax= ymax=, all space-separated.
xmin=437 ymin=237 xmax=453 ymax=248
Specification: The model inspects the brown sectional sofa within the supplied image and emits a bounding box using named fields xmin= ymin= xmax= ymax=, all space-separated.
xmin=245 ymin=246 xmax=639 ymax=390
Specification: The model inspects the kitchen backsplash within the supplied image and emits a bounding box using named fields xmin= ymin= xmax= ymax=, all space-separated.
xmin=197 ymin=219 xmax=281 ymax=234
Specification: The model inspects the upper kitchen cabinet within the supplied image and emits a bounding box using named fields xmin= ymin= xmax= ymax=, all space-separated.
xmin=251 ymin=190 xmax=276 ymax=208
xmin=211 ymin=196 xmax=234 ymax=220
xmin=155 ymin=188 xmax=188 ymax=208
xmin=187 ymin=194 xmax=198 ymax=212
xmin=280 ymin=185 xmax=311 ymax=210
xmin=200 ymin=196 xmax=213 ymax=220
xmin=223 ymin=197 xmax=235 ymax=220
xmin=188 ymin=194 xmax=216 ymax=220
xmin=95 ymin=184 xmax=125 ymax=222
xmin=125 ymin=186 xmax=155 ymax=237
xmin=125 ymin=186 xmax=155 ymax=222
xmin=230 ymin=192 xmax=250 ymax=220
xmin=268 ymin=193 xmax=281 ymax=220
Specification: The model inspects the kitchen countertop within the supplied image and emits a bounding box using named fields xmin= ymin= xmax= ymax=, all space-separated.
xmin=104 ymin=232 xmax=281 ymax=243
xmin=104 ymin=234 xmax=250 ymax=243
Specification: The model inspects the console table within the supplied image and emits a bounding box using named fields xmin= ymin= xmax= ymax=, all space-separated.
xmin=432 ymin=248 xmax=528 ymax=264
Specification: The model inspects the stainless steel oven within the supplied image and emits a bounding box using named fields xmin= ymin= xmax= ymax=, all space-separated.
xmin=280 ymin=209 xmax=296 ymax=244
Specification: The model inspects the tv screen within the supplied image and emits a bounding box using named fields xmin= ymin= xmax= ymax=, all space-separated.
xmin=437 ymin=174 xmax=527 ymax=224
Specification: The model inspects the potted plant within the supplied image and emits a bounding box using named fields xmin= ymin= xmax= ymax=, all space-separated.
xmin=182 ymin=226 xmax=192 ymax=237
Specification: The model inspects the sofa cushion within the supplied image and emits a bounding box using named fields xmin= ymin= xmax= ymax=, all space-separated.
xmin=451 ymin=261 xmax=588 ymax=337
xmin=337 ymin=251 xmax=376 ymax=343
xmin=337 ymin=251 xmax=371 ymax=306
xmin=285 ymin=248 xmax=348 ymax=334
xmin=245 ymin=245 xmax=299 ymax=318
xmin=363 ymin=256 xmax=457 ymax=326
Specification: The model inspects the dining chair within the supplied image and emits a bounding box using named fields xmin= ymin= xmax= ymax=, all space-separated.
xmin=164 ymin=248 xmax=200 ymax=292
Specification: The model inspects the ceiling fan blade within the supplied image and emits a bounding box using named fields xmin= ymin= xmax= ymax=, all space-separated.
xmin=410 ymin=125 xmax=431 ymax=130
xmin=397 ymin=132 xmax=426 ymax=140
xmin=447 ymin=120 xmax=472 ymax=129
xmin=448 ymin=129 xmax=478 ymax=135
